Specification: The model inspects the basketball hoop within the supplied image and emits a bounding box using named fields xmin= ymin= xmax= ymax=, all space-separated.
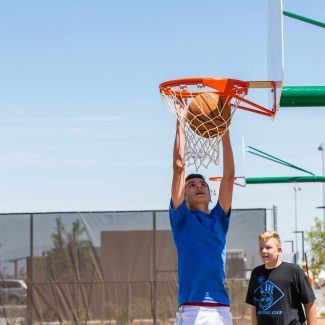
xmin=159 ymin=77 xmax=279 ymax=170
xmin=209 ymin=176 xmax=247 ymax=188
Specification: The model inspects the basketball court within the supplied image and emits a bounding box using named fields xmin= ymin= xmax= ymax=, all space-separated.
xmin=0 ymin=0 xmax=324 ymax=324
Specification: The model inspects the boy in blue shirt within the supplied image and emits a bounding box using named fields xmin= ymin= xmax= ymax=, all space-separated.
xmin=170 ymin=115 xmax=235 ymax=325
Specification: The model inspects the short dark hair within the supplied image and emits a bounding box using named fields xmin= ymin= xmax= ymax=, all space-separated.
xmin=185 ymin=174 xmax=211 ymax=196
xmin=185 ymin=173 xmax=206 ymax=183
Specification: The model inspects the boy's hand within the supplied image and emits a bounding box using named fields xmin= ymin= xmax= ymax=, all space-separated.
xmin=175 ymin=98 xmax=188 ymax=123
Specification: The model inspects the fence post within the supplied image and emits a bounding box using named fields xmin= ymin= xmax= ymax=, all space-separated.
xmin=27 ymin=213 xmax=34 ymax=325
xmin=152 ymin=211 xmax=157 ymax=325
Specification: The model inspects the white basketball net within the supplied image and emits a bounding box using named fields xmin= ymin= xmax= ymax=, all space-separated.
xmin=161 ymin=83 xmax=246 ymax=170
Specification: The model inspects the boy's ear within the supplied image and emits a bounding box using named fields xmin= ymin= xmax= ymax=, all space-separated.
xmin=277 ymin=247 xmax=282 ymax=254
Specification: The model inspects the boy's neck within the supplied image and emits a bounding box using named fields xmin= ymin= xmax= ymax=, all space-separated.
xmin=189 ymin=202 xmax=209 ymax=214
xmin=264 ymin=259 xmax=283 ymax=270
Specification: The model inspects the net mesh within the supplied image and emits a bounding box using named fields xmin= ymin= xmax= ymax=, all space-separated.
xmin=161 ymin=81 xmax=246 ymax=170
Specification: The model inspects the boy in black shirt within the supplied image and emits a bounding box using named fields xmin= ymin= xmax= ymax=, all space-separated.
xmin=246 ymin=231 xmax=317 ymax=325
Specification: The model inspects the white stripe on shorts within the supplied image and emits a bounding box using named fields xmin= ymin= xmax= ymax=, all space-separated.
xmin=175 ymin=305 xmax=233 ymax=325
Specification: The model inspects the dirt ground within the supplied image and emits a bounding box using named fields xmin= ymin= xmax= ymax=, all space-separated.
xmin=232 ymin=318 xmax=325 ymax=325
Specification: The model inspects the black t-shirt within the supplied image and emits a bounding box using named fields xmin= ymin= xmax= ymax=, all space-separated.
xmin=246 ymin=262 xmax=315 ymax=325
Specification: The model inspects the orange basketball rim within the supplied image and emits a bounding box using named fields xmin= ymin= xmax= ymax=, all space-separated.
xmin=159 ymin=77 xmax=281 ymax=118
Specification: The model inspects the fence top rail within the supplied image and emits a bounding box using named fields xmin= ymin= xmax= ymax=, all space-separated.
xmin=0 ymin=209 xmax=169 ymax=216
xmin=0 ymin=207 xmax=267 ymax=216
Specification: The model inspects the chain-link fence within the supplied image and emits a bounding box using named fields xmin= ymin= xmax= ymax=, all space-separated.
xmin=0 ymin=208 xmax=266 ymax=324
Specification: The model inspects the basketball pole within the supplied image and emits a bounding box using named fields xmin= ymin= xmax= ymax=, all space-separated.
xmin=245 ymin=176 xmax=325 ymax=184
xmin=273 ymin=204 xmax=278 ymax=232
xmin=280 ymin=86 xmax=325 ymax=107
xmin=247 ymin=146 xmax=315 ymax=176
xmin=283 ymin=10 xmax=325 ymax=29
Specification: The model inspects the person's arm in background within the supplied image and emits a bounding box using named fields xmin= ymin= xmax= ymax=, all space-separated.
xmin=250 ymin=306 xmax=257 ymax=325
xmin=304 ymin=301 xmax=317 ymax=325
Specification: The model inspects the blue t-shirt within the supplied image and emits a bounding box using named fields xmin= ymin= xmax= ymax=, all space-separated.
xmin=169 ymin=200 xmax=230 ymax=306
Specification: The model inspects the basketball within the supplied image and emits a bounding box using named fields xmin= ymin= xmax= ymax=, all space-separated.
xmin=187 ymin=93 xmax=232 ymax=138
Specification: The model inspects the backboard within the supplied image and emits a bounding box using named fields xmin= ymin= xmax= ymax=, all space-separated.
xmin=267 ymin=0 xmax=284 ymax=112
xmin=158 ymin=0 xmax=285 ymax=170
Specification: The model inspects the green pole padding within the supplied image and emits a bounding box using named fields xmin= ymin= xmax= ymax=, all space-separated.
xmin=246 ymin=176 xmax=325 ymax=184
xmin=283 ymin=11 xmax=325 ymax=28
xmin=280 ymin=86 xmax=325 ymax=107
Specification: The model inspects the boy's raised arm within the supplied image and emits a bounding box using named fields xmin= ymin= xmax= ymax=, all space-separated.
xmin=171 ymin=118 xmax=185 ymax=209
xmin=218 ymin=131 xmax=235 ymax=214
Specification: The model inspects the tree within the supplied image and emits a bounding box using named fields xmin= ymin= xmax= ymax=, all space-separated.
xmin=306 ymin=217 xmax=325 ymax=275
xmin=46 ymin=216 xmax=99 ymax=282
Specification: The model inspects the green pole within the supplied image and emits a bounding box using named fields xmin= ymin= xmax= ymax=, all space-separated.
xmin=280 ymin=86 xmax=325 ymax=107
xmin=283 ymin=10 xmax=325 ymax=29
xmin=246 ymin=176 xmax=325 ymax=184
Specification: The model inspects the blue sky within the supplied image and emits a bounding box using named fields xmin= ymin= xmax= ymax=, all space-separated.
xmin=0 ymin=1 xmax=324 ymax=258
